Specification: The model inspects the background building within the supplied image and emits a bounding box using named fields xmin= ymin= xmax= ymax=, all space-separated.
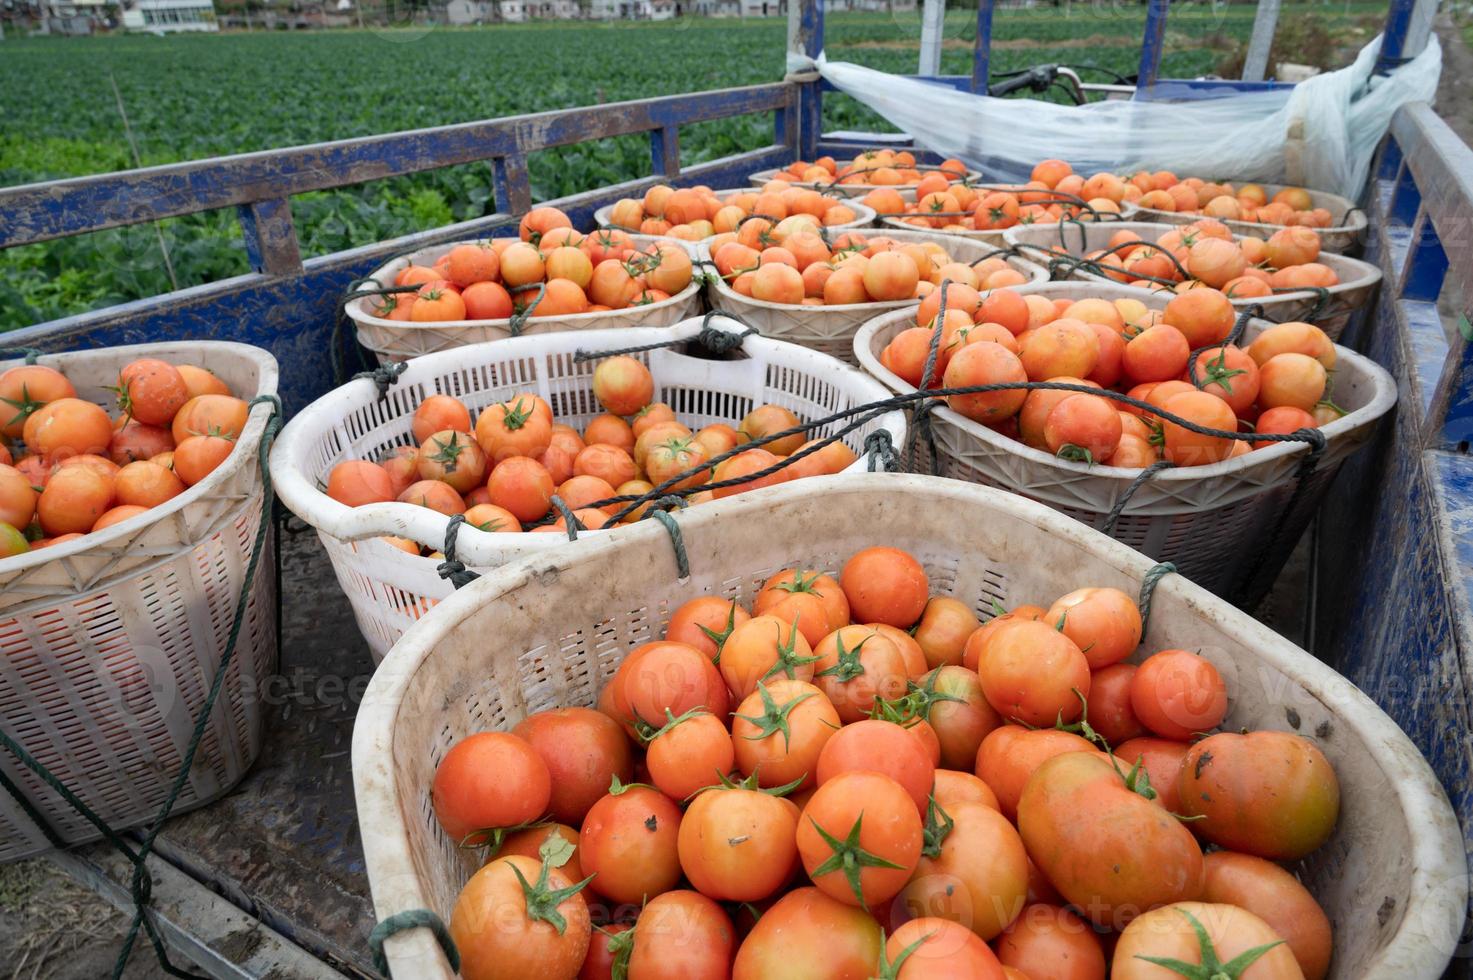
xmin=121 ymin=0 xmax=218 ymax=30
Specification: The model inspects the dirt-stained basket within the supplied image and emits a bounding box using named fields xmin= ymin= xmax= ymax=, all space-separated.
xmin=271 ymin=317 xmax=906 ymax=662
xmin=345 ymin=236 xmax=703 ymax=363
xmin=593 ymin=189 xmax=877 ymax=240
xmin=1124 ymin=182 xmax=1367 ymax=253
xmin=854 ymin=283 xmax=1396 ymax=606
xmin=0 ymin=343 xmax=279 ymax=861
xmin=702 ymin=228 xmax=1047 ymax=364
xmin=747 ymin=166 xmax=985 ymax=198
xmin=1004 ymin=221 xmax=1382 ymax=342
xmin=353 ymin=473 xmax=1464 ymax=980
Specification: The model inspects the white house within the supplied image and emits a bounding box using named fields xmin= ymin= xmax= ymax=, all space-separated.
xmin=39 ymin=0 xmax=106 ymax=34
xmin=445 ymin=0 xmax=492 ymax=23
xmin=739 ymin=0 xmax=782 ymax=14
xmin=498 ymin=0 xmax=525 ymax=19
xmin=121 ymin=0 xmax=218 ymax=30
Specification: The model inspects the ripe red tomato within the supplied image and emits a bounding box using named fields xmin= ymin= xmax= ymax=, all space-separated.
xmin=811 ymin=624 xmax=909 ymax=723
xmin=578 ymin=781 xmax=683 ymax=905
xmin=896 ymin=801 xmax=1027 ymax=940
xmin=911 ymin=597 xmax=981 ymax=669
xmin=932 ymin=770 xmax=1000 ymax=812
xmin=974 ymin=619 xmax=1090 ymax=727
xmin=994 ymin=904 xmax=1106 ymax=980
xmin=678 ymin=782 xmax=800 ymax=901
xmin=1044 ymin=587 xmax=1142 ymax=670
xmin=797 ymin=770 xmax=922 ymax=908
xmin=1112 ymin=902 xmax=1305 ymax=980
xmin=881 ymin=916 xmax=1006 ymax=978
xmin=431 ymin=732 xmax=551 ymax=845
xmin=921 ymin=666 xmax=1002 ymax=771
xmin=1084 ymin=663 xmax=1148 ymax=747
xmin=754 ymin=568 xmax=850 ymax=638
xmin=974 ymin=725 xmax=1098 ymax=822
xmin=451 ymin=854 xmax=591 ymax=980
xmin=721 ymin=615 xmax=818 ymax=703
xmin=511 ymin=707 xmax=633 ymax=826
xmin=1201 ymin=851 xmax=1332 ymax=980
xmin=664 ymin=596 xmax=751 ymax=662
xmin=839 ymin=546 xmax=930 ymax=628
xmin=645 ymin=710 xmax=733 ymax=801
xmin=816 ymin=719 xmax=936 ymax=815
xmin=1017 ymin=752 xmax=1205 ymax=928
xmin=621 ymin=641 xmax=729 ymax=727
xmin=732 ymin=887 xmax=884 ymax=980
xmin=1115 ymin=736 xmax=1190 ymax=813
xmin=625 ymin=890 xmax=734 ymax=980
xmin=731 ymin=679 xmax=840 ymax=790
xmin=1176 ymin=731 xmax=1339 ymax=861
xmin=1130 ymin=649 xmax=1229 ymax=740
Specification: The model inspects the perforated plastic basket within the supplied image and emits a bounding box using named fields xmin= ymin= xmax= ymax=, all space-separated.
xmin=271 ymin=317 xmax=906 ymax=662
xmin=0 ymin=342 xmax=279 ymax=860
xmin=853 ymin=282 xmax=1396 ymax=606
xmin=1003 ymin=221 xmax=1382 ymax=341
xmin=344 ymin=236 xmax=704 ymax=363
xmin=702 ymin=228 xmax=1047 ymax=364
xmin=353 ymin=474 xmax=1464 ymax=980
xmin=1124 ymin=182 xmax=1368 ymax=254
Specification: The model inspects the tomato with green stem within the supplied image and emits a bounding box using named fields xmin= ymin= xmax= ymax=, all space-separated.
xmin=664 ymin=596 xmax=751 ymax=663
xmin=895 ymin=798 xmax=1028 ymax=940
xmin=877 ymin=916 xmax=1006 ymax=978
xmin=1200 ymin=852 xmax=1332 ymax=980
xmin=1017 ymin=752 xmax=1205 ymax=929
xmin=755 ymin=568 xmax=851 ymax=640
xmin=415 ymin=429 xmax=488 ymax=494
xmin=730 ymin=679 xmax=839 ymax=790
xmin=578 ymin=776 xmax=683 ymax=905
xmin=1045 ymin=587 xmax=1143 ymax=670
xmin=720 ymin=615 xmax=820 ymax=703
xmin=1112 ymin=902 xmax=1302 ymax=980
xmin=917 ymin=665 xmax=1002 ymax=771
xmin=450 ymin=844 xmax=593 ymax=980
xmin=797 ymin=770 xmax=922 ymax=909
xmin=677 ymin=770 xmax=803 ymax=902
xmin=643 ymin=708 xmax=734 ymax=801
xmin=811 ymin=624 xmax=909 ymax=723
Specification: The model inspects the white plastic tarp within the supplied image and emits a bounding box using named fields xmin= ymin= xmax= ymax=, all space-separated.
xmin=787 ymin=33 xmax=1440 ymax=195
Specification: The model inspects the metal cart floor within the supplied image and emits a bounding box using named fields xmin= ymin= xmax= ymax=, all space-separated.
xmin=50 ymin=517 xmax=1317 ymax=979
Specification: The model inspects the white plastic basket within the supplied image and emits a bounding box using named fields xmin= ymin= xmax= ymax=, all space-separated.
xmin=1124 ymin=182 xmax=1367 ymax=254
xmin=345 ymin=236 xmax=703 ymax=363
xmin=1003 ymin=221 xmax=1382 ymax=342
xmin=854 ymin=283 xmax=1396 ymax=605
xmin=353 ymin=473 xmax=1464 ymax=980
xmin=702 ymin=228 xmax=1048 ymax=364
xmin=0 ymin=342 xmax=279 ymax=861
xmin=592 ymin=189 xmax=877 ymax=241
xmin=747 ymin=166 xmax=985 ymax=198
xmin=271 ymin=317 xmax=907 ymax=662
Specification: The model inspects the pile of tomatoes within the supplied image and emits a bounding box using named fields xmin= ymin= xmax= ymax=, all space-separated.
xmin=867 ymin=179 xmax=1094 ymax=233
xmin=605 ymin=184 xmax=863 ymax=241
xmin=774 ymin=148 xmax=971 ymax=189
xmin=711 ymin=229 xmax=1027 ymax=308
xmin=363 ymin=206 xmax=694 ymax=324
xmin=0 ymin=358 xmax=252 ymax=558
xmin=323 ymin=355 xmax=857 ymax=544
xmin=1038 ymin=218 xmax=1340 ymax=300
xmin=431 ymin=545 xmax=1339 ymax=979
xmin=878 ymin=283 xmax=1342 ymax=468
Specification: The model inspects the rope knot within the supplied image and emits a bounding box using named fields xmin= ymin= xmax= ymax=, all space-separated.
xmin=437 ymin=514 xmax=482 ymax=590
xmin=642 ymin=503 xmax=690 ymax=578
xmin=352 ymin=360 xmax=407 ymax=398
xmin=865 ymin=430 xmax=900 ymax=472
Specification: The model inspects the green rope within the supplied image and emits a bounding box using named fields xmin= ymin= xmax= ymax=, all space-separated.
xmin=1137 ymin=561 xmax=1177 ymax=635
xmin=0 ymin=347 xmax=43 ymax=365
xmin=370 ymin=909 xmax=461 ymax=975
xmin=0 ymin=392 xmax=283 ymax=980
xmin=641 ymin=495 xmax=689 ymax=578
xmin=352 ymin=360 xmax=407 ymax=399
xmin=436 ymin=513 xmax=481 ymax=590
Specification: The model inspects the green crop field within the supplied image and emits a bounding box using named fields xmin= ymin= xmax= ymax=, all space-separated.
xmin=0 ymin=2 xmax=1382 ymax=328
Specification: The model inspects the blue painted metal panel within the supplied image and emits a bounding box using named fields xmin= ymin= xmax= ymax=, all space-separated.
xmin=795 ymin=0 xmax=825 ymax=161
xmin=971 ymin=0 xmax=996 ymax=95
xmin=1376 ymin=0 xmax=1419 ymax=73
xmin=1135 ymin=0 xmax=1171 ymax=91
